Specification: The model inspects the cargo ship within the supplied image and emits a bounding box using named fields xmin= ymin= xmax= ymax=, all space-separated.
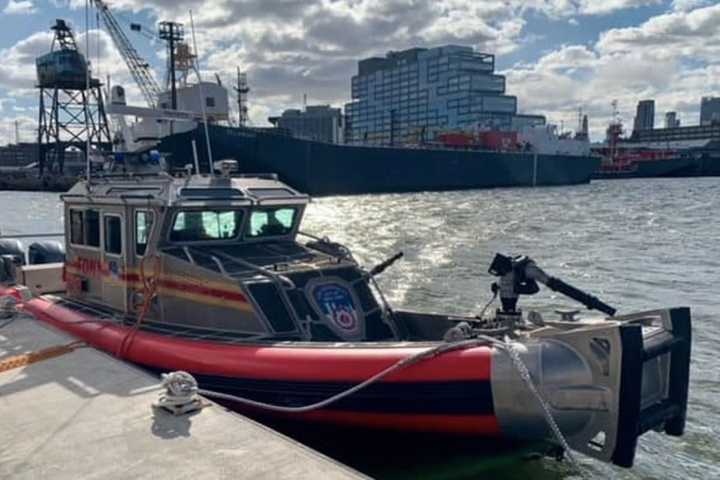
xmin=93 ymin=24 xmax=599 ymax=195
xmin=147 ymin=124 xmax=598 ymax=196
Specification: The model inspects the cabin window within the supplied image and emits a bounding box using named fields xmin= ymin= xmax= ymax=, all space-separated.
xmin=70 ymin=209 xmax=84 ymax=245
xmin=206 ymin=97 xmax=215 ymax=107
xmin=247 ymin=208 xmax=296 ymax=238
xmin=86 ymin=210 xmax=100 ymax=247
xmin=69 ymin=208 xmax=100 ymax=248
xmin=104 ymin=215 xmax=123 ymax=255
xmin=170 ymin=210 xmax=243 ymax=242
xmin=135 ymin=211 xmax=154 ymax=256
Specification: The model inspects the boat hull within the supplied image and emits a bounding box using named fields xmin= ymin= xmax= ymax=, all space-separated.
xmin=3 ymin=287 xmax=691 ymax=468
xmin=592 ymin=156 xmax=697 ymax=179
xmin=155 ymin=125 xmax=599 ymax=196
xmin=17 ymin=292 xmax=500 ymax=435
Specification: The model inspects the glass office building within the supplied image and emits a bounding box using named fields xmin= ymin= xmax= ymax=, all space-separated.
xmin=344 ymin=45 xmax=545 ymax=145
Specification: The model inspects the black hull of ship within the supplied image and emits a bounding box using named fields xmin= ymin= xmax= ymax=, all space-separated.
xmin=155 ymin=125 xmax=599 ymax=196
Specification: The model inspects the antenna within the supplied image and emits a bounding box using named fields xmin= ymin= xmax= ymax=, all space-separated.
xmin=189 ymin=10 xmax=214 ymax=175
xmin=234 ymin=67 xmax=249 ymax=127
xmin=611 ymin=99 xmax=619 ymax=122
xmin=577 ymin=107 xmax=583 ymax=132
xmin=158 ymin=21 xmax=184 ymax=110
xmin=85 ymin=0 xmax=91 ymax=182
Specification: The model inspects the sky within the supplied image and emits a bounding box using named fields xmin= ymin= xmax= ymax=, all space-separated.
xmin=0 ymin=0 xmax=719 ymax=144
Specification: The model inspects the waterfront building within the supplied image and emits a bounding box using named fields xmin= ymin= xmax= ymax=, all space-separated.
xmin=700 ymin=97 xmax=720 ymax=126
xmin=344 ymin=45 xmax=545 ymax=146
xmin=628 ymin=123 xmax=720 ymax=148
xmin=268 ymin=105 xmax=344 ymax=144
xmin=0 ymin=142 xmax=84 ymax=171
xmin=0 ymin=142 xmax=39 ymax=167
xmin=664 ymin=112 xmax=680 ymax=129
xmin=633 ymin=100 xmax=655 ymax=132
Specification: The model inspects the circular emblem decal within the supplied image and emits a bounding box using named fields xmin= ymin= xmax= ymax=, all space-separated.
xmin=312 ymin=283 xmax=361 ymax=336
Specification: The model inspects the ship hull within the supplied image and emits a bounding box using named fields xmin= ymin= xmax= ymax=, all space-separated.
xmin=155 ymin=125 xmax=599 ymax=196
xmin=592 ymin=156 xmax=697 ymax=180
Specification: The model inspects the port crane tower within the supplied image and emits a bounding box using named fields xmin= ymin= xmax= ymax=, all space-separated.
xmin=92 ymin=0 xmax=162 ymax=107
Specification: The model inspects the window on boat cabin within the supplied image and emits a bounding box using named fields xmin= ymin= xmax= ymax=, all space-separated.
xmin=70 ymin=209 xmax=84 ymax=245
xmin=246 ymin=208 xmax=296 ymax=238
xmin=69 ymin=208 xmax=100 ymax=248
xmin=86 ymin=210 xmax=100 ymax=247
xmin=206 ymin=97 xmax=215 ymax=108
xmin=169 ymin=210 xmax=243 ymax=242
xmin=104 ymin=215 xmax=123 ymax=255
xmin=135 ymin=210 xmax=154 ymax=256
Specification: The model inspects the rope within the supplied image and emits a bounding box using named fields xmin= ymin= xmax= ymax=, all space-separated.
xmin=498 ymin=338 xmax=588 ymax=479
xmin=0 ymin=341 xmax=86 ymax=373
xmin=195 ymin=339 xmax=489 ymax=414
xmin=117 ymin=253 xmax=160 ymax=358
xmin=171 ymin=333 xmax=587 ymax=478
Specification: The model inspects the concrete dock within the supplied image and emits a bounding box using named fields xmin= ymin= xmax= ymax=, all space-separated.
xmin=0 ymin=313 xmax=364 ymax=479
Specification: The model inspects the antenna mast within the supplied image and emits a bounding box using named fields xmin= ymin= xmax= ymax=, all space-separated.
xmin=235 ymin=67 xmax=249 ymax=126
xmin=158 ymin=21 xmax=184 ymax=110
xmin=189 ymin=10 xmax=213 ymax=174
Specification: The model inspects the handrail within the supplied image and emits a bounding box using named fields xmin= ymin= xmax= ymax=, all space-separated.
xmin=182 ymin=246 xmax=196 ymax=265
xmin=0 ymin=232 xmax=64 ymax=239
xmin=209 ymin=255 xmax=229 ymax=276
xmin=209 ymin=249 xmax=296 ymax=289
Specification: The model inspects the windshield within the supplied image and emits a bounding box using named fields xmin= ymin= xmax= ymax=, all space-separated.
xmin=247 ymin=207 xmax=296 ymax=238
xmin=170 ymin=209 xmax=243 ymax=242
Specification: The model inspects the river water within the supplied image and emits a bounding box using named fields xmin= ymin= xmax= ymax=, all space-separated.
xmin=1 ymin=177 xmax=718 ymax=479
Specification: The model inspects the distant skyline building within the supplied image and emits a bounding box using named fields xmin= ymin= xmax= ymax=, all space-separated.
xmin=633 ymin=99 xmax=655 ymax=132
xmin=700 ymin=96 xmax=720 ymax=126
xmin=664 ymin=111 xmax=680 ymax=129
xmin=268 ymin=105 xmax=344 ymax=144
xmin=344 ymin=45 xmax=545 ymax=146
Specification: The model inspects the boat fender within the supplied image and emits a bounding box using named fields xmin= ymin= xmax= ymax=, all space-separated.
xmin=28 ymin=241 xmax=65 ymax=265
xmin=0 ymin=255 xmax=22 ymax=284
xmin=0 ymin=239 xmax=25 ymax=266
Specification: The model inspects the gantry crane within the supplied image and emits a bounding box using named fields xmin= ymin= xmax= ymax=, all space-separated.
xmin=92 ymin=0 xmax=162 ymax=107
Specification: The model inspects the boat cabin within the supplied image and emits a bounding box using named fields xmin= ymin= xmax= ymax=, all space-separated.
xmin=61 ymin=172 xmax=401 ymax=342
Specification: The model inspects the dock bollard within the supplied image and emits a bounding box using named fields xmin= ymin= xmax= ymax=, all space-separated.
xmin=153 ymin=371 xmax=208 ymax=415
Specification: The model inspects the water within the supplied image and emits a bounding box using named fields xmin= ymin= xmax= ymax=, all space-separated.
xmin=1 ymin=177 xmax=718 ymax=479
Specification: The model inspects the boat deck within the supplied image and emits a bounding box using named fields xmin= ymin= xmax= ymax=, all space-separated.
xmin=0 ymin=311 xmax=364 ymax=480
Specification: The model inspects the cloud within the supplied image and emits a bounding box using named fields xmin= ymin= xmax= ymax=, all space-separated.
xmin=504 ymin=4 xmax=720 ymax=140
xmin=518 ymin=0 xmax=663 ymax=18
xmin=5 ymin=0 xmax=717 ymax=138
xmin=597 ymin=2 xmax=720 ymax=59
xmin=3 ymin=0 xmax=36 ymax=15
xmin=671 ymin=0 xmax=711 ymax=12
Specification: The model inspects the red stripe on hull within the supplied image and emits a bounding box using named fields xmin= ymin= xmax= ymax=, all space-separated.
xmin=19 ymin=295 xmax=494 ymax=383
xmin=1 ymin=288 xmax=502 ymax=436
xmin=157 ymin=277 xmax=249 ymax=303
xmin=63 ymin=260 xmax=250 ymax=304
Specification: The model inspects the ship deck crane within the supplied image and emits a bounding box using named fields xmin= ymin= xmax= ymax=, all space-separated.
xmin=93 ymin=0 xmax=162 ymax=107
